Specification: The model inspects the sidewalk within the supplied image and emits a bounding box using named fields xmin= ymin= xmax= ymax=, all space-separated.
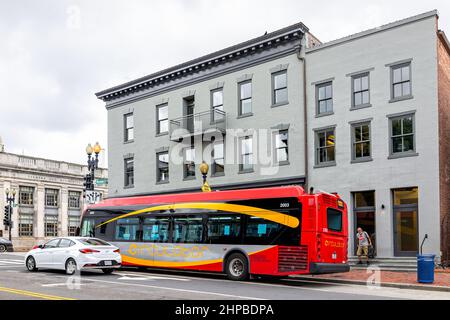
xmin=292 ymin=268 xmax=450 ymax=292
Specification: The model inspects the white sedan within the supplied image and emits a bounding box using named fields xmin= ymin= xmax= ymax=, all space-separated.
xmin=25 ymin=237 xmax=122 ymax=275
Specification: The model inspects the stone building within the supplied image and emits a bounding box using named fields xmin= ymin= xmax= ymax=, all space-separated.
xmin=0 ymin=143 xmax=108 ymax=250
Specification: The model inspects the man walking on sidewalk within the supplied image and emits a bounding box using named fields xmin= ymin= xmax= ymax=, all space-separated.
xmin=356 ymin=227 xmax=372 ymax=265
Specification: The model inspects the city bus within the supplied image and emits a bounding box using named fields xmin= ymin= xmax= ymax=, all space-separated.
xmin=78 ymin=186 xmax=349 ymax=280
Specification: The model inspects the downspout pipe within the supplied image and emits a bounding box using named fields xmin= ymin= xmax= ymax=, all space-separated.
xmin=296 ymin=42 xmax=308 ymax=191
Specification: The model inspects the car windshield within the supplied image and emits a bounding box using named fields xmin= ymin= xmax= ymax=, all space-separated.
xmin=78 ymin=238 xmax=110 ymax=246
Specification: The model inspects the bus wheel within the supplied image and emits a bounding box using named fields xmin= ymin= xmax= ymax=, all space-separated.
xmin=226 ymin=253 xmax=249 ymax=281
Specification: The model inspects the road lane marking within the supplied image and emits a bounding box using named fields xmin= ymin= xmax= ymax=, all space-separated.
xmin=0 ymin=260 xmax=24 ymax=265
xmin=116 ymin=272 xmax=190 ymax=281
xmin=42 ymin=283 xmax=86 ymax=287
xmin=68 ymin=277 xmax=266 ymax=300
xmin=0 ymin=286 xmax=76 ymax=300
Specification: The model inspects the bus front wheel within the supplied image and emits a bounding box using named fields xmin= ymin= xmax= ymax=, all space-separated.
xmin=225 ymin=253 xmax=249 ymax=281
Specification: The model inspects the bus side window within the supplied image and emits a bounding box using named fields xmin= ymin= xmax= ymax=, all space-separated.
xmin=143 ymin=217 xmax=170 ymax=243
xmin=115 ymin=218 xmax=140 ymax=241
xmin=173 ymin=216 xmax=203 ymax=243
xmin=206 ymin=214 xmax=241 ymax=244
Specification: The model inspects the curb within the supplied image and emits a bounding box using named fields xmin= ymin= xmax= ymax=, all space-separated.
xmin=290 ymin=275 xmax=450 ymax=292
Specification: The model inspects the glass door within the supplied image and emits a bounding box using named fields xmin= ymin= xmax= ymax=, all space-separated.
xmin=353 ymin=191 xmax=376 ymax=256
xmin=392 ymin=188 xmax=418 ymax=257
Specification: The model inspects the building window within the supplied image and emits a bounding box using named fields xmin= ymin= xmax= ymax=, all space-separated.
xmin=316 ymin=82 xmax=333 ymax=115
xmin=315 ymin=128 xmax=336 ymax=165
xmin=211 ymin=89 xmax=224 ymax=122
xmin=44 ymin=215 xmax=58 ymax=237
xmin=239 ymin=81 xmax=252 ymax=116
xmin=352 ymin=73 xmax=370 ymax=107
xmin=352 ymin=122 xmax=371 ymax=161
xmin=68 ymin=216 xmax=80 ymax=236
xmin=124 ymin=113 xmax=134 ymax=142
xmin=239 ymin=136 xmax=253 ymax=172
xmin=19 ymin=186 xmax=34 ymax=206
xmin=68 ymin=191 xmax=81 ymax=209
xmin=184 ymin=147 xmax=196 ymax=179
xmin=390 ymin=114 xmax=415 ymax=155
xmin=157 ymin=151 xmax=169 ymax=182
xmin=124 ymin=158 xmax=134 ymax=187
xmin=156 ymin=104 xmax=168 ymax=134
xmin=45 ymin=189 xmax=59 ymax=207
xmin=272 ymin=71 xmax=288 ymax=105
xmin=19 ymin=214 xmax=33 ymax=237
xmin=274 ymin=129 xmax=289 ymax=164
xmin=391 ymin=63 xmax=411 ymax=100
xmin=212 ymin=141 xmax=225 ymax=175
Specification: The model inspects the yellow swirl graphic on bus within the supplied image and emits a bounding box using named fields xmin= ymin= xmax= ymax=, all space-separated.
xmin=95 ymin=202 xmax=299 ymax=228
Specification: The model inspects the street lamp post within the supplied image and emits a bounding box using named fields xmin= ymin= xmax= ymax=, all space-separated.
xmin=199 ymin=161 xmax=211 ymax=192
xmin=4 ymin=188 xmax=16 ymax=241
xmin=84 ymin=142 xmax=101 ymax=194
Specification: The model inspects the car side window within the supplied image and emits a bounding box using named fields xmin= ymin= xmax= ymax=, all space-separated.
xmin=44 ymin=239 xmax=60 ymax=248
xmin=58 ymin=239 xmax=73 ymax=248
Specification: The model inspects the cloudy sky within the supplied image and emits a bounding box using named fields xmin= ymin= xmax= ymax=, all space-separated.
xmin=1 ymin=0 xmax=448 ymax=166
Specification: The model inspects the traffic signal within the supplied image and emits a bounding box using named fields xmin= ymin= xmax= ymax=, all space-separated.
xmin=83 ymin=173 xmax=93 ymax=191
xmin=3 ymin=205 xmax=11 ymax=226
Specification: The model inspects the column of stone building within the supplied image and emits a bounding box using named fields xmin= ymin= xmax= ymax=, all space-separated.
xmin=0 ymin=181 xmax=5 ymax=237
xmin=60 ymin=187 xmax=68 ymax=237
xmin=10 ymin=183 xmax=20 ymax=240
xmin=36 ymin=184 xmax=45 ymax=241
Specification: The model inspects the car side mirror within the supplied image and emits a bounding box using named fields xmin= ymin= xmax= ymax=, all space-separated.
xmin=39 ymin=245 xmax=44 ymax=249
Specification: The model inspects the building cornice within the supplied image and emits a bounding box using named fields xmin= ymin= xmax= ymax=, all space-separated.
xmin=95 ymin=22 xmax=308 ymax=104
xmin=306 ymin=10 xmax=438 ymax=53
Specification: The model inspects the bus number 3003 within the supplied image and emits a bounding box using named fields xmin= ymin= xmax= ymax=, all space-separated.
xmin=280 ymin=202 xmax=290 ymax=208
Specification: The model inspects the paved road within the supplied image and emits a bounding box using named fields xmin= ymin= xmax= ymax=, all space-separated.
xmin=0 ymin=253 xmax=448 ymax=300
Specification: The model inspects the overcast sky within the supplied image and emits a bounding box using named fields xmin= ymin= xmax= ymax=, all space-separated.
xmin=0 ymin=0 xmax=448 ymax=166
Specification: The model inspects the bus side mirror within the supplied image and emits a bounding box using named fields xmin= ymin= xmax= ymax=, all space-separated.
xmin=75 ymin=227 xmax=80 ymax=236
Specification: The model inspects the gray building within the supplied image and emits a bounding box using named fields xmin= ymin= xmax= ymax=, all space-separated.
xmin=96 ymin=10 xmax=450 ymax=263
xmin=0 ymin=141 xmax=108 ymax=250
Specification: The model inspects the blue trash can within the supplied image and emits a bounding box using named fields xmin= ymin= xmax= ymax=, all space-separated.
xmin=417 ymin=254 xmax=435 ymax=283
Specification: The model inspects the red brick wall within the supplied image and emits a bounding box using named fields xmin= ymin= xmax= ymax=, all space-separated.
xmin=437 ymin=31 xmax=450 ymax=265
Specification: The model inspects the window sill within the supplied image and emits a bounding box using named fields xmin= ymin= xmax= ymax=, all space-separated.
xmin=350 ymin=103 xmax=372 ymax=111
xmin=388 ymin=152 xmax=419 ymax=160
xmin=315 ymin=111 xmax=334 ymax=118
xmin=124 ymin=139 xmax=134 ymax=144
xmin=155 ymin=132 xmax=169 ymax=137
xmin=271 ymin=101 xmax=289 ymax=108
xmin=389 ymin=95 xmax=414 ymax=103
xmin=237 ymin=113 xmax=253 ymax=119
xmin=19 ymin=204 xmax=34 ymax=208
xmin=314 ymin=162 xmax=336 ymax=169
xmin=156 ymin=180 xmax=170 ymax=185
xmin=183 ymin=176 xmax=196 ymax=181
xmin=351 ymin=157 xmax=373 ymax=164
xmin=123 ymin=185 xmax=135 ymax=189
xmin=211 ymin=172 xmax=225 ymax=178
xmin=275 ymin=160 xmax=290 ymax=166
xmin=238 ymin=169 xmax=254 ymax=174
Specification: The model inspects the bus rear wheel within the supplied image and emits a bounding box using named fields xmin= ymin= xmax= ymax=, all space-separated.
xmin=225 ymin=253 xmax=249 ymax=281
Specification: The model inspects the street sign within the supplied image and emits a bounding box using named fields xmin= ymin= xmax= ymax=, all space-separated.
xmin=95 ymin=178 xmax=108 ymax=186
xmin=85 ymin=190 xmax=102 ymax=204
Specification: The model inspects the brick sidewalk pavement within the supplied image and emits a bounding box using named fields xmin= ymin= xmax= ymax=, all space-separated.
xmin=307 ymin=269 xmax=450 ymax=287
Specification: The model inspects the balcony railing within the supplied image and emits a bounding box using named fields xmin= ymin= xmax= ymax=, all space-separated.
xmin=169 ymin=109 xmax=226 ymax=141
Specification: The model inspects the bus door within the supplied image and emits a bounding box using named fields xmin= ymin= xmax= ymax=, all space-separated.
xmin=319 ymin=199 xmax=348 ymax=264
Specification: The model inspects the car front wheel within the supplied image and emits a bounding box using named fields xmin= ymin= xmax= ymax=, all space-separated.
xmin=26 ymin=256 xmax=38 ymax=272
xmin=65 ymin=258 xmax=77 ymax=275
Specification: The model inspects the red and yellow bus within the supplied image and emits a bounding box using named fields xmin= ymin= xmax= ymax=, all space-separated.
xmin=79 ymin=186 xmax=349 ymax=280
